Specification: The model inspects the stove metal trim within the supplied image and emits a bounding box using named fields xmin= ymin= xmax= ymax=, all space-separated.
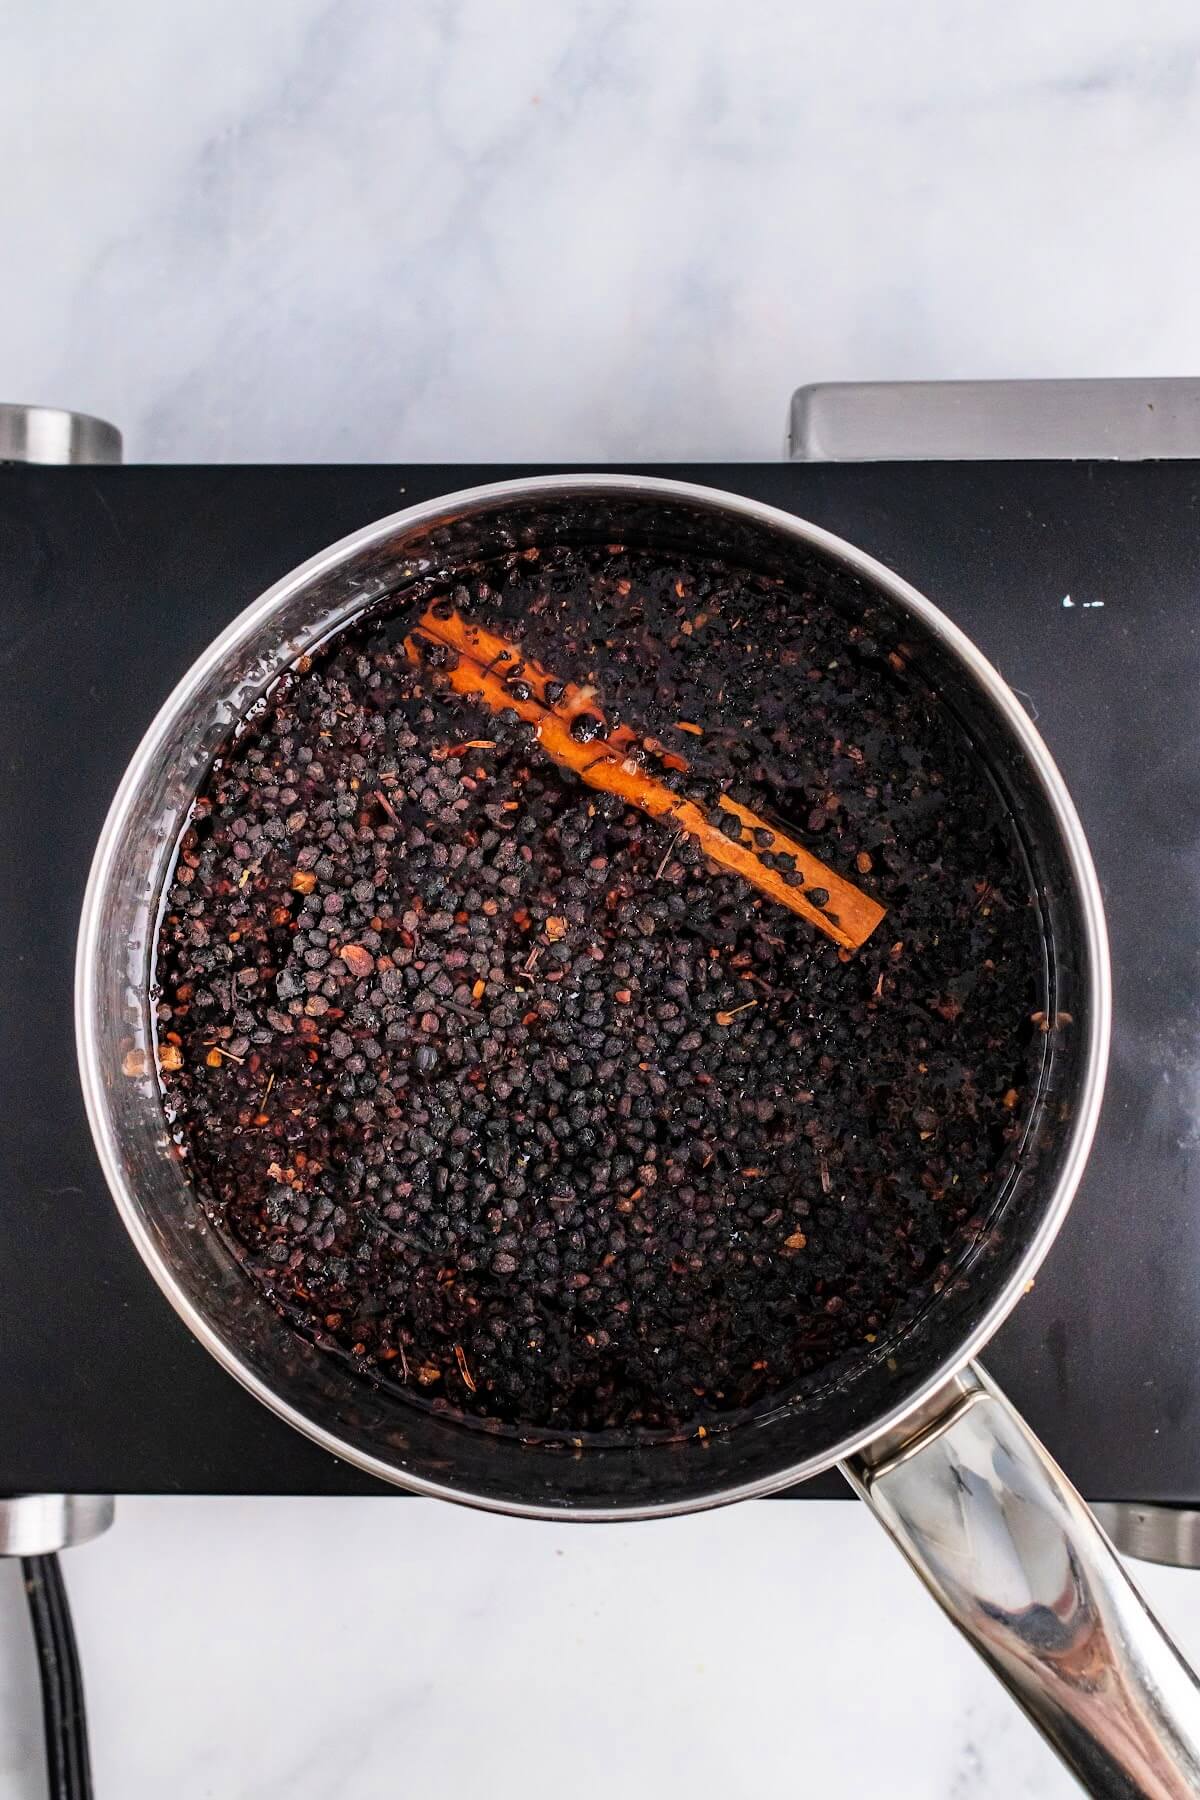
xmin=787 ymin=378 xmax=1200 ymax=462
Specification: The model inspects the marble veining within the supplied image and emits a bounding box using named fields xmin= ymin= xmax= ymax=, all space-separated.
xmin=4 ymin=1 xmax=1200 ymax=1794
xmin=3 ymin=0 xmax=1200 ymax=464
xmin=0 ymin=1498 xmax=1153 ymax=1800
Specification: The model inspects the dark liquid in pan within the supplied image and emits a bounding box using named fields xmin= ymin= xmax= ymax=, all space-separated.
xmin=154 ymin=543 xmax=1044 ymax=1434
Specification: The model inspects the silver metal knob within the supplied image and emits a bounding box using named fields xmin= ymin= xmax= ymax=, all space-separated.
xmin=1095 ymin=1506 xmax=1200 ymax=1571
xmin=0 ymin=402 xmax=122 ymax=465
xmin=0 ymin=1494 xmax=114 ymax=1557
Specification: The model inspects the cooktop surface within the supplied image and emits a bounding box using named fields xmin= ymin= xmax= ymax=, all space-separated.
xmin=1 ymin=461 xmax=1197 ymax=1500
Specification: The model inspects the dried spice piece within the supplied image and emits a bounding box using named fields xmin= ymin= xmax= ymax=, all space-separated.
xmin=454 ymin=1343 xmax=477 ymax=1392
xmin=338 ymin=944 xmax=375 ymax=978
xmin=154 ymin=540 xmax=1043 ymax=1435
xmin=715 ymin=1001 xmax=758 ymax=1026
xmin=405 ymin=607 xmax=885 ymax=951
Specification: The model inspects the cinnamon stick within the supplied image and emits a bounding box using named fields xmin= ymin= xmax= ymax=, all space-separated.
xmin=404 ymin=607 xmax=886 ymax=951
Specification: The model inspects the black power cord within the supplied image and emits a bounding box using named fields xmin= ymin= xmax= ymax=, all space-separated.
xmin=20 ymin=1553 xmax=94 ymax=1800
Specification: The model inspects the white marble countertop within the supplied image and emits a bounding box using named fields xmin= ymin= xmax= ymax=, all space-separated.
xmin=3 ymin=1500 xmax=1200 ymax=1800
xmin=5 ymin=0 xmax=1200 ymax=463
xmin=4 ymin=1 xmax=1200 ymax=1794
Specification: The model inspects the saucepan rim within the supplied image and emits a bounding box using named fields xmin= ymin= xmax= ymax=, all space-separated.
xmin=75 ymin=473 xmax=1111 ymax=1518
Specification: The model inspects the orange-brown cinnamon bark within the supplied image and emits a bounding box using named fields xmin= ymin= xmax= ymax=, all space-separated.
xmin=404 ymin=608 xmax=886 ymax=951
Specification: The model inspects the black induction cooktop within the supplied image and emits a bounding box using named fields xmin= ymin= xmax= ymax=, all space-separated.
xmin=2 ymin=461 xmax=1197 ymax=1502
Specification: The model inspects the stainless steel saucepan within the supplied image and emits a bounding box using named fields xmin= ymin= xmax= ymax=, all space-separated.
xmin=76 ymin=475 xmax=1200 ymax=1796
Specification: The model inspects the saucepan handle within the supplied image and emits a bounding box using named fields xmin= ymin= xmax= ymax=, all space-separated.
xmin=843 ymin=1364 xmax=1200 ymax=1798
